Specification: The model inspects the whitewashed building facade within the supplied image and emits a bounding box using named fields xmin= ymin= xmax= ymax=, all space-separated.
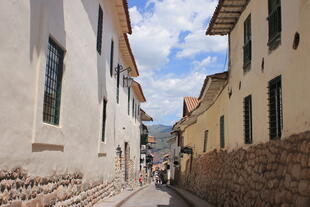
xmin=0 ymin=0 xmax=148 ymax=206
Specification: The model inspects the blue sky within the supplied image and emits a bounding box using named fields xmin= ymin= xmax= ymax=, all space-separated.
xmin=128 ymin=0 xmax=228 ymax=125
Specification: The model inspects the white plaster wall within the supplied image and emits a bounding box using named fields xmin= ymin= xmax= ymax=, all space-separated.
xmin=0 ymin=0 xmax=142 ymax=182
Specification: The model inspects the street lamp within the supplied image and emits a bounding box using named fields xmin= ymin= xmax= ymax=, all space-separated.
xmin=123 ymin=76 xmax=134 ymax=87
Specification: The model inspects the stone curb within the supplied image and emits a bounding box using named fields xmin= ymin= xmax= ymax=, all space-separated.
xmin=114 ymin=184 xmax=149 ymax=207
xmin=167 ymin=185 xmax=214 ymax=207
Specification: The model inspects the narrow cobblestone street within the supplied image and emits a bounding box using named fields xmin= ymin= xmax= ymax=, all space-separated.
xmin=120 ymin=184 xmax=189 ymax=207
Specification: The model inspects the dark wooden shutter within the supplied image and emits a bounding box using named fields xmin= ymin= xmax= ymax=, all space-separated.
xmin=116 ymin=64 xmax=120 ymax=104
xmin=203 ymin=130 xmax=208 ymax=152
xmin=128 ymin=87 xmax=130 ymax=115
xmin=101 ymin=99 xmax=107 ymax=142
xmin=244 ymin=95 xmax=253 ymax=144
xmin=96 ymin=5 xmax=103 ymax=54
xmin=132 ymin=98 xmax=135 ymax=117
xmin=243 ymin=14 xmax=251 ymax=69
xmin=268 ymin=76 xmax=282 ymax=139
xmin=220 ymin=116 xmax=225 ymax=148
xmin=110 ymin=40 xmax=114 ymax=77
xmin=267 ymin=0 xmax=281 ymax=50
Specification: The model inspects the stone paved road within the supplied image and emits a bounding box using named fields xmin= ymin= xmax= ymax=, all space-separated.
xmin=120 ymin=184 xmax=190 ymax=207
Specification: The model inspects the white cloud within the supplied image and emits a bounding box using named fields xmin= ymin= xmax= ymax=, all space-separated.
xmin=129 ymin=0 xmax=227 ymax=71
xmin=128 ymin=0 xmax=228 ymax=124
xmin=137 ymin=69 xmax=207 ymax=124
xmin=176 ymin=32 xmax=227 ymax=58
xmin=194 ymin=56 xmax=217 ymax=70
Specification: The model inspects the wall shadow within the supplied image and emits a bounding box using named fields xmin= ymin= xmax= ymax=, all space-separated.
xmin=29 ymin=0 xmax=66 ymax=61
xmin=81 ymin=0 xmax=107 ymax=102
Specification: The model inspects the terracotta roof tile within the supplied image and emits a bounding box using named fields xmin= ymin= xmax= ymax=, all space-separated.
xmin=148 ymin=136 xmax=156 ymax=143
xmin=184 ymin=97 xmax=199 ymax=113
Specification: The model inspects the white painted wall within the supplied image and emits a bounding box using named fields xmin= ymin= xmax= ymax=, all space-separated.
xmin=0 ymin=0 xmax=142 ymax=182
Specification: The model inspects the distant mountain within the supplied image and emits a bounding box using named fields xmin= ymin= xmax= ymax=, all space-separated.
xmin=147 ymin=125 xmax=176 ymax=163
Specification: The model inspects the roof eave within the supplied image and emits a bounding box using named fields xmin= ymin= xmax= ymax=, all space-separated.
xmin=206 ymin=0 xmax=248 ymax=36
xmin=133 ymin=81 xmax=146 ymax=103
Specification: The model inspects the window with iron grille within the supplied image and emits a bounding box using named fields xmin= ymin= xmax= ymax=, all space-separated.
xmin=128 ymin=87 xmax=130 ymax=115
xmin=244 ymin=95 xmax=253 ymax=144
xmin=116 ymin=64 xmax=120 ymax=104
xmin=203 ymin=130 xmax=208 ymax=153
xmin=109 ymin=39 xmax=114 ymax=77
xmin=220 ymin=116 xmax=225 ymax=148
xmin=267 ymin=0 xmax=281 ymax=50
xmin=243 ymin=14 xmax=251 ymax=70
xmin=96 ymin=5 xmax=103 ymax=55
xmin=268 ymin=76 xmax=282 ymax=140
xmin=43 ymin=38 xmax=64 ymax=125
xmin=101 ymin=99 xmax=107 ymax=142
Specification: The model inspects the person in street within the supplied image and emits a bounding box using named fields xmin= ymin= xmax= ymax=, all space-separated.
xmin=139 ymin=174 xmax=143 ymax=186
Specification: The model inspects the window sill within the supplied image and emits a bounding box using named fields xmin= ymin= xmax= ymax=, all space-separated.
xmin=98 ymin=141 xmax=108 ymax=156
xmin=268 ymin=33 xmax=281 ymax=52
xmin=32 ymin=143 xmax=64 ymax=152
xmin=98 ymin=152 xmax=107 ymax=157
xmin=32 ymin=123 xmax=65 ymax=147
xmin=243 ymin=62 xmax=251 ymax=73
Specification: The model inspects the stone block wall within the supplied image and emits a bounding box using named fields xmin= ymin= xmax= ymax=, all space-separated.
xmin=0 ymin=156 xmax=138 ymax=207
xmin=179 ymin=131 xmax=310 ymax=207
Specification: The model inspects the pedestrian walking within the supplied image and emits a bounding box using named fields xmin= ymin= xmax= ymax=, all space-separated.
xmin=139 ymin=175 xmax=143 ymax=186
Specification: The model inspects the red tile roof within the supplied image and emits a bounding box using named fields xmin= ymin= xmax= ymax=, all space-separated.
xmin=184 ymin=97 xmax=199 ymax=113
xmin=148 ymin=136 xmax=156 ymax=143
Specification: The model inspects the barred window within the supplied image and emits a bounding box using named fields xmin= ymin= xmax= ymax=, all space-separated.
xmin=43 ymin=38 xmax=64 ymax=125
xmin=101 ymin=99 xmax=107 ymax=142
xmin=96 ymin=5 xmax=103 ymax=54
xmin=203 ymin=130 xmax=208 ymax=153
xmin=268 ymin=76 xmax=282 ymax=140
xmin=109 ymin=40 xmax=114 ymax=77
xmin=243 ymin=14 xmax=251 ymax=70
xmin=220 ymin=115 xmax=225 ymax=148
xmin=244 ymin=95 xmax=253 ymax=144
xmin=267 ymin=0 xmax=281 ymax=50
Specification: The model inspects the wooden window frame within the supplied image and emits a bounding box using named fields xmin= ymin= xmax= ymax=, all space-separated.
xmin=128 ymin=87 xmax=130 ymax=115
xmin=96 ymin=5 xmax=103 ymax=55
xmin=132 ymin=98 xmax=135 ymax=117
xmin=116 ymin=64 xmax=120 ymax=104
xmin=203 ymin=130 xmax=208 ymax=153
xmin=268 ymin=76 xmax=283 ymax=140
xmin=101 ymin=99 xmax=107 ymax=142
xmin=243 ymin=14 xmax=252 ymax=71
xmin=109 ymin=39 xmax=114 ymax=77
xmin=267 ymin=0 xmax=282 ymax=51
xmin=220 ymin=115 xmax=225 ymax=148
xmin=244 ymin=95 xmax=253 ymax=144
xmin=43 ymin=38 xmax=64 ymax=125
